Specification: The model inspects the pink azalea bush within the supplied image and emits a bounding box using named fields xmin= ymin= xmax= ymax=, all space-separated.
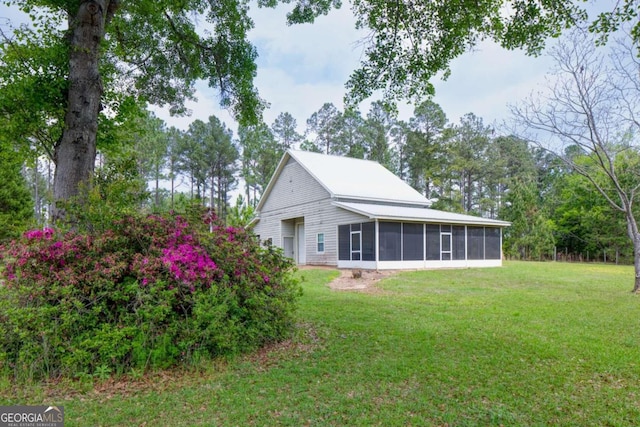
xmin=0 ymin=212 xmax=299 ymax=379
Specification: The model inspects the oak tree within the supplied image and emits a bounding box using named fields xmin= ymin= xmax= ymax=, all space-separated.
xmin=2 ymin=0 xmax=637 ymax=220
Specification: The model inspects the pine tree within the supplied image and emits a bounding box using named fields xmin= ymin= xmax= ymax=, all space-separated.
xmin=0 ymin=140 xmax=34 ymax=240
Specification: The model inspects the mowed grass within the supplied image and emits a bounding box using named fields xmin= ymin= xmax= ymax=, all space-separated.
xmin=2 ymin=261 xmax=640 ymax=426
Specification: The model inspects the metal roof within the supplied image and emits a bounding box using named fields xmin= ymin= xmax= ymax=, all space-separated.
xmin=287 ymin=150 xmax=430 ymax=206
xmin=254 ymin=150 xmax=510 ymax=228
xmin=333 ymin=201 xmax=511 ymax=227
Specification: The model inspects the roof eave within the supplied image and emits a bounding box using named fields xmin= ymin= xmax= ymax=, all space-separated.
xmin=373 ymin=215 xmax=511 ymax=227
xmin=333 ymin=194 xmax=430 ymax=207
xmin=332 ymin=201 xmax=511 ymax=227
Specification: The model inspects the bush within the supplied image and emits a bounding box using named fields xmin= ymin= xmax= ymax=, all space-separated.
xmin=0 ymin=213 xmax=300 ymax=380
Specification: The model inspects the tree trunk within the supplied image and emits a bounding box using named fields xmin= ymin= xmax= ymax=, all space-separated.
xmin=626 ymin=211 xmax=640 ymax=293
xmin=633 ymin=237 xmax=640 ymax=293
xmin=155 ymin=173 xmax=160 ymax=209
xmin=52 ymin=1 xmax=116 ymax=221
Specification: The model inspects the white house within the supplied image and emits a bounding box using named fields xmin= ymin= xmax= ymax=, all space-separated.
xmin=251 ymin=150 xmax=510 ymax=270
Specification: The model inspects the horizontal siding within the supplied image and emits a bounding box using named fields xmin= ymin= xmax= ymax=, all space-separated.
xmin=254 ymin=199 xmax=367 ymax=266
xmin=252 ymin=216 xmax=282 ymax=247
xmin=254 ymin=156 xmax=366 ymax=266
xmin=261 ymin=158 xmax=330 ymax=213
xmin=304 ymin=204 xmax=368 ymax=266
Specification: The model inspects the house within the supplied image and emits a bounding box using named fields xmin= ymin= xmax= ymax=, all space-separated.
xmin=251 ymin=150 xmax=510 ymax=269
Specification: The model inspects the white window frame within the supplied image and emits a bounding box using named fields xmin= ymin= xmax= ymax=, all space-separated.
xmin=316 ymin=233 xmax=325 ymax=254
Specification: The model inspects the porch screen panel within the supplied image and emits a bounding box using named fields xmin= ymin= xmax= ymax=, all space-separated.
xmin=452 ymin=226 xmax=466 ymax=260
xmin=426 ymin=225 xmax=440 ymax=260
xmin=485 ymin=227 xmax=501 ymax=259
xmin=362 ymin=222 xmax=376 ymax=261
xmin=338 ymin=225 xmax=350 ymax=260
xmin=468 ymin=226 xmax=485 ymax=260
xmin=403 ymin=223 xmax=424 ymax=260
xmin=379 ymin=222 xmax=401 ymax=261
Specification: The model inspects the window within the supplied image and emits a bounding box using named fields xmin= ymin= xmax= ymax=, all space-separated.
xmin=379 ymin=222 xmax=401 ymax=261
xmin=316 ymin=233 xmax=325 ymax=253
xmin=403 ymin=223 xmax=424 ymax=260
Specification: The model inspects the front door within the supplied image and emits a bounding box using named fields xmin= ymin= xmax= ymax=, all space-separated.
xmin=297 ymin=223 xmax=306 ymax=264
xmin=283 ymin=236 xmax=294 ymax=260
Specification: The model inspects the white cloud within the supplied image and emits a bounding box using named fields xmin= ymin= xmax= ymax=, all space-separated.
xmin=244 ymin=6 xmax=558 ymax=133
xmin=1 ymin=2 xmax=558 ymax=137
xmin=428 ymin=41 xmax=554 ymax=127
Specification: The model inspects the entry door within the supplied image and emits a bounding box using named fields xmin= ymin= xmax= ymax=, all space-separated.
xmin=297 ymin=223 xmax=306 ymax=264
xmin=283 ymin=237 xmax=294 ymax=260
xmin=441 ymin=232 xmax=452 ymax=261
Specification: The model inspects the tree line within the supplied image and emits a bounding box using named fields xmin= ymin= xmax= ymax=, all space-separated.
xmin=1 ymin=1 xmax=638 ymax=290
xmin=2 ymin=91 xmax=633 ymax=265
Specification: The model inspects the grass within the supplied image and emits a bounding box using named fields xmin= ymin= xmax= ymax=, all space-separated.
xmin=2 ymin=261 xmax=640 ymax=426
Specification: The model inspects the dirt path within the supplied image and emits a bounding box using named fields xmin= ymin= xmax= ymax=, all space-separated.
xmin=327 ymin=268 xmax=398 ymax=292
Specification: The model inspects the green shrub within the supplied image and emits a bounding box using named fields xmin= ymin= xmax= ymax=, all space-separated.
xmin=0 ymin=213 xmax=300 ymax=380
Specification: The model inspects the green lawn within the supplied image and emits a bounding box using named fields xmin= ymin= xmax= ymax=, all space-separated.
xmin=2 ymin=261 xmax=640 ymax=426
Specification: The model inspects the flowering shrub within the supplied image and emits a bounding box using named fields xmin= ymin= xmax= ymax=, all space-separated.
xmin=0 ymin=212 xmax=299 ymax=379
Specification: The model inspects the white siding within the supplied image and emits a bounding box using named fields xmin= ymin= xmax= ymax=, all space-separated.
xmin=261 ymin=158 xmax=329 ymax=212
xmin=253 ymin=157 xmax=367 ymax=266
xmin=304 ymin=204 xmax=368 ymax=266
xmin=253 ymin=152 xmax=507 ymax=270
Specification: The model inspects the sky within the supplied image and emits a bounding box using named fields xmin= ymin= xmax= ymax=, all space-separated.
xmin=150 ymin=4 xmax=556 ymax=136
xmin=0 ymin=3 xmax=558 ymax=135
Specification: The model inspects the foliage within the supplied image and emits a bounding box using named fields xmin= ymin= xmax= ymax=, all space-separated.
xmin=363 ymin=101 xmax=395 ymax=168
xmin=5 ymin=263 xmax=640 ymax=425
xmin=271 ymin=112 xmax=302 ymax=150
xmin=0 ymin=139 xmax=34 ymax=241
xmin=0 ymin=212 xmax=300 ymax=380
xmin=239 ymin=122 xmax=281 ymax=207
xmin=56 ymin=155 xmax=149 ymax=233
xmin=3 ymin=0 xmax=639 ymax=211
xmin=512 ymin=29 xmax=640 ymax=290
xmin=0 ymin=0 xmax=265 ymax=210
xmin=185 ymin=116 xmax=239 ymax=220
xmin=344 ymin=1 xmax=640 ymax=105
xmin=304 ymin=102 xmax=342 ymax=154
xmin=226 ymin=195 xmax=256 ymax=228
xmin=403 ymin=100 xmax=448 ymax=198
xmin=550 ymin=155 xmax=635 ymax=262
xmin=501 ymin=179 xmax=555 ymax=260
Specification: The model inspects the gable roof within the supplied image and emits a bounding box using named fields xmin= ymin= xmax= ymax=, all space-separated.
xmin=254 ymin=150 xmax=509 ymax=228
xmin=256 ymin=150 xmax=430 ymax=211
